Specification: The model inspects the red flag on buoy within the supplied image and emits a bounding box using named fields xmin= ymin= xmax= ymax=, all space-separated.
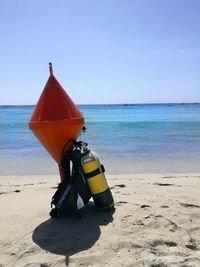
xmin=29 ymin=63 xmax=84 ymax=179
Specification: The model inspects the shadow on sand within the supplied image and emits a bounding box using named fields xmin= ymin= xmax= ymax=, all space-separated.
xmin=32 ymin=202 xmax=115 ymax=265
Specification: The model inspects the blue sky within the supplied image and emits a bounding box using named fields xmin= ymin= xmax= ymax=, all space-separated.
xmin=0 ymin=0 xmax=200 ymax=104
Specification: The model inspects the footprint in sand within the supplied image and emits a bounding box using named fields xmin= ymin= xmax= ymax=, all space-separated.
xmin=148 ymin=239 xmax=178 ymax=261
xmin=149 ymin=260 xmax=168 ymax=267
xmin=14 ymin=190 xmax=21 ymax=193
xmin=115 ymin=201 xmax=128 ymax=206
xmin=143 ymin=214 xmax=178 ymax=232
xmin=180 ymin=203 xmax=200 ymax=208
xmin=0 ymin=190 xmax=21 ymax=195
xmin=148 ymin=239 xmax=177 ymax=247
xmin=132 ymin=220 xmax=145 ymax=226
xmin=51 ymin=186 xmax=58 ymax=189
xmin=123 ymin=215 xmax=132 ymax=219
xmin=0 ymin=192 xmax=7 ymax=195
xmin=113 ymin=240 xmax=143 ymax=251
xmin=22 ymin=263 xmax=50 ymax=267
xmin=186 ymin=227 xmax=200 ymax=251
xmin=185 ymin=243 xmax=197 ymax=250
xmin=154 ymin=182 xmax=176 ymax=186
xmin=110 ymin=184 xmax=126 ymax=189
xmin=141 ymin=204 xmax=151 ymax=208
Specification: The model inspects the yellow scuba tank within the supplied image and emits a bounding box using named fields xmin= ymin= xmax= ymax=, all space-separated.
xmin=80 ymin=148 xmax=114 ymax=210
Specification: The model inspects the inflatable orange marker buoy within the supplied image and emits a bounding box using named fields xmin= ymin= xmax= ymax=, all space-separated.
xmin=29 ymin=63 xmax=84 ymax=180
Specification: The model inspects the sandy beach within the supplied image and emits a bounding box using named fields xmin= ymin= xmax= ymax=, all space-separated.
xmin=0 ymin=173 xmax=200 ymax=267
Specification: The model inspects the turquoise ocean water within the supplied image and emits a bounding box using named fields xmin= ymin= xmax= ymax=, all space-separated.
xmin=0 ymin=104 xmax=200 ymax=175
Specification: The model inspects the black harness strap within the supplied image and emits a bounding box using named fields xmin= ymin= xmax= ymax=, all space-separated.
xmin=84 ymin=164 xmax=105 ymax=179
xmin=63 ymin=148 xmax=83 ymax=217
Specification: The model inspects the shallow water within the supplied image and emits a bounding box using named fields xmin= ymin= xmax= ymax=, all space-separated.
xmin=0 ymin=104 xmax=200 ymax=175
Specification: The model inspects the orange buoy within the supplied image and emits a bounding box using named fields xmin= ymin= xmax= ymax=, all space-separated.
xmin=29 ymin=63 xmax=84 ymax=180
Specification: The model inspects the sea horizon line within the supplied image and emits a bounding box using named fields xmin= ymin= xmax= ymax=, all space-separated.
xmin=0 ymin=102 xmax=200 ymax=107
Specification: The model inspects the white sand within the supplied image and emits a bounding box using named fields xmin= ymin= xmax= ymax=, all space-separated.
xmin=0 ymin=173 xmax=200 ymax=267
